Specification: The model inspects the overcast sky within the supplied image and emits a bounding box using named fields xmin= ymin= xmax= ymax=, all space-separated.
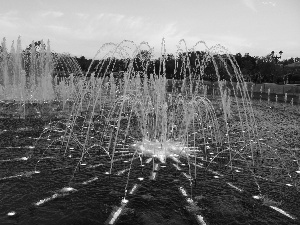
xmin=1 ymin=0 xmax=299 ymax=59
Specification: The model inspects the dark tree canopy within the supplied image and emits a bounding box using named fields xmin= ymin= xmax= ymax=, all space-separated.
xmin=72 ymin=50 xmax=299 ymax=84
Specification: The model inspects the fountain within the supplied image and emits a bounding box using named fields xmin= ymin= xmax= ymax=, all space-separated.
xmin=0 ymin=36 xmax=82 ymax=118
xmin=0 ymin=37 xmax=299 ymax=225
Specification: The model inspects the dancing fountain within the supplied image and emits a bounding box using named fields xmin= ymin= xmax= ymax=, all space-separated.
xmin=0 ymin=37 xmax=299 ymax=225
xmin=0 ymin=36 xmax=82 ymax=118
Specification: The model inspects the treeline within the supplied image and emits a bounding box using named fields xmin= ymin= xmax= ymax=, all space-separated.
xmin=2 ymin=38 xmax=298 ymax=84
xmin=0 ymin=39 xmax=82 ymax=79
xmin=75 ymin=51 xmax=300 ymax=83
xmin=75 ymin=51 xmax=238 ymax=81
xmin=234 ymin=53 xmax=299 ymax=83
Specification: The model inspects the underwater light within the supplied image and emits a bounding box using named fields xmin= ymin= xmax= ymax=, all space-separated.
xmin=227 ymin=182 xmax=243 ymax=192
xmin=7 ymin=211 xmax=16 ymax=216
xmin=172 ymin=163 xmax=181 ymax=171
xmin=35 ymin=193 xmax=58 ymax=206
xmin=87 ymin=164 xmax=103 ymax=169
xmin=60 ymin=187 xmax=76 ymax=192
xmin=179 ymin=186 xmax=188 ymax=197
xmin=129 ymin=184 xmax=140 ymax=195
xmin=145 ymin=158 xmax=152 ymax=163
xmin=179 ymin=187 xmax=207 ymax=225
xmin=82 ymin=177 xmax=98 ymax=185
xmin=106 ymin=199 xmax=129 ymax=225
xmin=169 ymin=155 xmax=181 ymax=163
xmin=20 ymin=157 xmax=29 ymax=161
xmin=182 ymin=172 xmax=192 ymax=180
xmin=269 ymin=206 xmax=296 ymax=220
xmin=107 ymin=207 xmax=123 ymax=225
xmin=196 ymin=214 xmax=207 ymax=225
xmin=207 ymin=169 xmax=223 ymax=177
xmin=121 ymin=198 xmax=128 ymax=204
xmin=150 ymin=172 xmax=157 ymax=180
xmin=252 ymin=195 xmax=263 ymax=200
xmin=117 ymin=168 xmax=129 ymax=176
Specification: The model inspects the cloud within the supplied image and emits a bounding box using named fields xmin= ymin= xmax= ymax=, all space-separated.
xmin=262 ymin=1 xmax=276 ymax=7
xmin=0 ymin=10 xmax=19 ymax=16
xmin=40 ymin=11 xmax=64 ymax=18
xmin=35 ymin=12 xmax=188 ymax=57
xmin=46 ymin=25 xmax=70 ymax=33
xmin=66 ymin=13 xmax=184 ymax=43
xmin=170 ymin=32 xmax=253 ymax=56
xmin=0 ymin=10 xmax=20 ymax=29
xmin=242 ymin=0 xmax=258 ymax=12
xmin=75 ymin=13 xmax=89 ymax=20
xmin=215 ymin=35 xmax=252 ymax=54
xmin=0 ymin=18 xmax=17 ymax=29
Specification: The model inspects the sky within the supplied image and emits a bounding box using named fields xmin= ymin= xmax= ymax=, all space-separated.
xmin=0 ymin=0 xmax=299 ymax=59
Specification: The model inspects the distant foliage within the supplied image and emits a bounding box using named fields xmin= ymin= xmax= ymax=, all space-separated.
xmin=73 ymin=50 xmax=299 ymax=83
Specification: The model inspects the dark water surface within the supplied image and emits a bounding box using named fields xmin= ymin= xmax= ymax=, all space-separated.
xmin=0 ymin=117 xmax=299 ymax=225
